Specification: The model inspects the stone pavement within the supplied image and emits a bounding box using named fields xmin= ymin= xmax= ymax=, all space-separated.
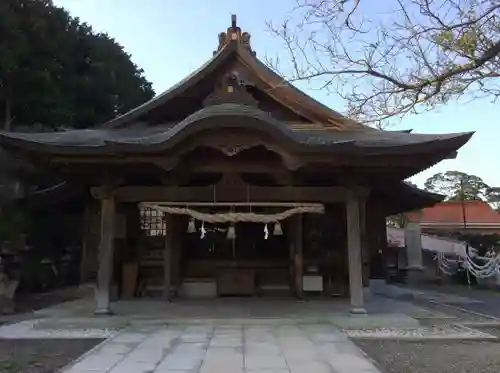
xmin=32 ymin=296 xmax=449 ymax=323
xmin=2 ymin=296 xmax=467 ymax=373
xmin=62 ymin=323 xmax=380 ymax=373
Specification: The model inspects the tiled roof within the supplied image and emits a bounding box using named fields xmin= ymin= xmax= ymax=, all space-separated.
xmin=0 ymin=104 xmax=473 ymax=155
xmin=407 ymin=200 xmax=500 ymax=226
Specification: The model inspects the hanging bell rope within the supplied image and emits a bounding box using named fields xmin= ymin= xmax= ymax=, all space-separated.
xmin=187 ymin=217 xmax=196 ymax=233
xmin=226 ymin=224 xmax=236 ymax=240
xmin=273 ymin=221 xmax=283 ymax=236
xmin=141 ymin=203 xmax=324 ymax=223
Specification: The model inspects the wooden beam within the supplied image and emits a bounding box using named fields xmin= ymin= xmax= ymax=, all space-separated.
xmin=143 ymin=202 xmax=324 ymax=207
xmin=53 ymin=157 xmax=289 ymax=173
xmin=185 ymin=160 xmax=285 ymax=174
xmin=114 ymin=185 xmax=368 ymax=203
xmin=51 ymin=153 xmax=444 ymax=168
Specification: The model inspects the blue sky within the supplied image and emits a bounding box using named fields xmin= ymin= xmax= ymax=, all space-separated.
xmin=53 ymin=0 xmax=498 ymax=188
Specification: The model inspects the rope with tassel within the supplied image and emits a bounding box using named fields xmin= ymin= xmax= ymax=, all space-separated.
xmin=140 ymin=203 xmax=324 ymax=223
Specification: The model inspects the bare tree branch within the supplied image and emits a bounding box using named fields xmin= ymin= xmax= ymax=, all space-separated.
xmin=267 ymin=0 xmax=500 ymax=127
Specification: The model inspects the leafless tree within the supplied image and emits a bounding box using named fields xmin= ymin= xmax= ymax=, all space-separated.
xmin=267 ymin=0 xmax=500 ymax=127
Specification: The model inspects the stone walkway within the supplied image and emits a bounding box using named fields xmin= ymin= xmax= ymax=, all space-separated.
xmin=62 ymin=323 xmax=380 ymax=373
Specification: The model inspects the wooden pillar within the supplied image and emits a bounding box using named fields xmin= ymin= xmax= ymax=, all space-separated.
xmin=163 ymin=215 xmax=173 ymax=301
xmin=170 ymin=216 xmax=182 ymax=290
xmin=293 ymin=215 xmax=304 ymax=299
xmin=287 ymin=220 xmax=295 ymax=295
xmin=360 ymin=201 xmax=370 ymax=288
xmin=79 ymin=203 xmax=91 ymax=284
xmin=91 ymin=186 xmax=116 ymax=315
xmin=346 ymin=192 xmax=367 ymax=314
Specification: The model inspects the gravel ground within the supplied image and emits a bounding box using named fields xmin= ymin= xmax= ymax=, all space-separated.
xmin=354 ymin=339 xmax=500 ymax=373
xmin=412 ymin=299 xmax=493 ymax=324
xmin=411 ymin=284 xmax=500 ymax=319
xmin=0 ymin=339 xmax=103 ymax=373
xmin=344 ymin=324 xmax=495 ymax=339
xmin=474 ymin=326 xmax=500 ymax=338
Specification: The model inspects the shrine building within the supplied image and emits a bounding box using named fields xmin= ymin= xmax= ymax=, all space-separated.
xmin=0 ymin=15 xmax=473 ymax=314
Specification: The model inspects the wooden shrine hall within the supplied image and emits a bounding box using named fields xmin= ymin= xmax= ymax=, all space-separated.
xmin=0 ymin=15 xmax=472 ymax=314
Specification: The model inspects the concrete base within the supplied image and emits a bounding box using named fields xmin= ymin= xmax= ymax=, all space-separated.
xmin=181 ymin=281 xmax=217 ymax=298
xmin=33 ymin=294 xmax=435 ymax=331
xmin=349 ymin=307 xmax=367 ymax=315
xmin=93 ymin=308 xmax=114 ymax=316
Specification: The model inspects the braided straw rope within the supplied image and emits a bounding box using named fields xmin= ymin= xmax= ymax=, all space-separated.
xmin=141 ymin=203 xmax=324 ymax=223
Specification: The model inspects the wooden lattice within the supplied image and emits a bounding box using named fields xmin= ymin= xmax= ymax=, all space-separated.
xmin=139 ymin=206 xmax=166 ymax=236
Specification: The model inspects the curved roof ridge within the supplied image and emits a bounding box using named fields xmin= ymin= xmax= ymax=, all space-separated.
xmin=0 ymin=104 xmax=473 ymax=158
xmin=103 ymin=104 xmax=355 ymax=150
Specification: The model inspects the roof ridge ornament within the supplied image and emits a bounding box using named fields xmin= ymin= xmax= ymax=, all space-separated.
xmin=203 ymin=71 xmax=258 ymax=107
xmin=214 ymin=14 xmax=256 ymax=56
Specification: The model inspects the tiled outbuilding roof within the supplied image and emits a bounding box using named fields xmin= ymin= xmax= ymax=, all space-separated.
xmin=407 ymin=200 xmax=500 ymax=227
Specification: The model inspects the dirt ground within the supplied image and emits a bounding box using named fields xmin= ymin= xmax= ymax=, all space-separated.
xmin=13 ymin=287 xmax=83 ymax=314
xmin=0 ymin=286 xmax=87 ymax=326
xmin=0 ymin=286 xmax=99 ymax=372
xmin=354 ymin=339 xmax=500 ymax=373
xmin=0 ymin=339 xmax=102 ymax=373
